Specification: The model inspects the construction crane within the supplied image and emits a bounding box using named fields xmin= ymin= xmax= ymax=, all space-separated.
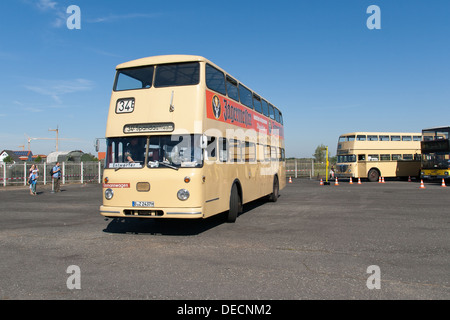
xmin=48 ymin=126 xmax=60 ymax=151
xmin=24 ymin=127 xmax=76 ymax=152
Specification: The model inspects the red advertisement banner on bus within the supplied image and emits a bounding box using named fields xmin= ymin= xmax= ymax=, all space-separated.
xmin=205 ymin=90 xmax=284 ymax=138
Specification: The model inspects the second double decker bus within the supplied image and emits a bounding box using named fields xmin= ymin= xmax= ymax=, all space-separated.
xmin=335 ymin=132 xmax=422 ymax=181
xmin=99 ymin=55 xmax=285 ymax=222
xmin=420 ymin=126 xmax=450 ymax=180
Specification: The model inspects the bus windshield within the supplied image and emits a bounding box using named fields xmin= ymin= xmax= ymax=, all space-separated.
xmin=147 ymin=135 xmax=202 ymax=168
xmin=106 ymin=135 xmax=203 ymax=169
xmin=337 ymin=155 xmax=356 ymax=163
xmin=114 ymin=62 xmax=200 ymax=91
xmin=422 ymin=152 xmax=450 ymax=169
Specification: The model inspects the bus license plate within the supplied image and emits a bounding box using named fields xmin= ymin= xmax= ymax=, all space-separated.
xmin=132 ymin=201 xmax=154 ymax=207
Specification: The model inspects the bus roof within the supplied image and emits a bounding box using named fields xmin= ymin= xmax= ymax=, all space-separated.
xmin=339 ymin=132 xmax=421 ymax=136
xmin=422 ymin=126 xmax=450 ymax=131
xmin=114 ymin=54 xmax=283 ymax=119
xmin=116 ymin=55 xmax=209 ymax=70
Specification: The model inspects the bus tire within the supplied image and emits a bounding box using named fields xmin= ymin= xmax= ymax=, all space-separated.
xmin=227 ymin=183 xmax=241 ymax=223
xmin=268 ymin=175 xmax=279 ymax=202
xmin=368 ymin=168 xmax=380 ymax=182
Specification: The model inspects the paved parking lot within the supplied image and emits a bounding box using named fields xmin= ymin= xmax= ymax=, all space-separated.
xmin=0 ymin=179 xmax=448 ymax=300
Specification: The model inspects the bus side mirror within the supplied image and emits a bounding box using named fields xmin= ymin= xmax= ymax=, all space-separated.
xmin=94 ymin=139 xmax=100 ymax=152
xmin=200 ymin=136 xmax=208 ymax=149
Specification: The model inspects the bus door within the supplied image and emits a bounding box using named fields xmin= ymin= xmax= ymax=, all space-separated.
xmin=203 ymin=136 xmax=222 ymax=217
xmin=357 ymin=154 xmax=367 ymax=178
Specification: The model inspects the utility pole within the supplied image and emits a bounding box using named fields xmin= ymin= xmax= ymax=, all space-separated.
xmin=320 ymin=146 xmax=330 ymax=185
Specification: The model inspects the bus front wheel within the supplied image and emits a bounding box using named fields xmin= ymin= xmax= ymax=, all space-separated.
xmin=368 ymin=169 xmax=380 ymax=182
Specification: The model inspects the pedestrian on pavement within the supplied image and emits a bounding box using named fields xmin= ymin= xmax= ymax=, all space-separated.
xmin=52 ymin=162 xmax=61 ymax=192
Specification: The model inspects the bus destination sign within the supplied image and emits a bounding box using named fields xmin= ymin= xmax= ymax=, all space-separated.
xmin=123 ymin=122 xmax=175 ymax=134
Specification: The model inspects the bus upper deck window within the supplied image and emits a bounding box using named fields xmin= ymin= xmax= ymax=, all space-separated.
xmin=154 ymin=62 xmax=200 ymax=88
xmin=357 ymin=135 xmax=366 ymax=141
xmin=114 ymin=66 xmax=154 ymax=91
xmin=226 ymin=76 xmax=239 ymax=102
xmin=239 ymin=84 xmax=253 ymax=109
xmin=368 ymin=135 xmax=378 ymax=141
xmin=261 ymin=100 xmax=269 ymax=117
xmin=206 ymin=64 xmax=226 ymax=95
xmin=268 ymin=104 xmax=275 ymax=120
xmin=252 ymin=94 xmax=262 ymax=113
xmin=274 ymin=107 xmax=280 ymax=122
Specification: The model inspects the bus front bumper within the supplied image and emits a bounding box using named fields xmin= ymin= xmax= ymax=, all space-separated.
xmin=335 ymin=173 xmax=353 ymax=178
xmin=421 ymin=169 xmax=450 ymax=180
xmin=100 ymin=205 xmax=204 ymax=219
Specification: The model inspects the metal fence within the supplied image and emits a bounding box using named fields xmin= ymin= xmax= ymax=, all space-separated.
xmin=1 ymin=159 xmax=326 ymax=187
xmin=0 ymin=162 xmax=103 ymax=187
xmin=285 ymin=159 xmax=327 ymax=179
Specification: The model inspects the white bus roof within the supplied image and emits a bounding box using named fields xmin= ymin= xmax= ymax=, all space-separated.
xmin=116 ymin=55 xmax=208 ymax=70
xmin=339 ymin=132 xmax=421 ymax=136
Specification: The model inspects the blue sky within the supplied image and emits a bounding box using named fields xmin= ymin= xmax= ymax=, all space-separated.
xmin=0 ymin=0 xmax=449 ymax=158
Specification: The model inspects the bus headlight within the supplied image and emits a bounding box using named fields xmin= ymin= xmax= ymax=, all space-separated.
xmin=105 ymin=188 xmax=114 ymax=200
xmin=177 ymin=189 xmax=190 ymax=201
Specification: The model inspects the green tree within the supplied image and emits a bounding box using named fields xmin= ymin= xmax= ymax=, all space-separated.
xmin=81 ymin=153 xmax=98 ymax=162
xmin=3 ymin=155 xmax=13 ymax=163
xmin=313 ymin=144 xmax=326 ymax=163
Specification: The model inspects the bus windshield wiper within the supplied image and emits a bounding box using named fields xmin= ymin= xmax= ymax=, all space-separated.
xmin=159 ymin=161 xmax=179 ymax=170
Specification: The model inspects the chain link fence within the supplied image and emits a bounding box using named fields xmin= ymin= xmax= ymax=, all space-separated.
xmin=0 ymin=162 xmax=103 ymax=187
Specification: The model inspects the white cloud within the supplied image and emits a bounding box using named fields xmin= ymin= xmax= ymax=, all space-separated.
xmin=88 ymin=13 xmax=160 ymax=23
xmin=24 ymin=78 xmax=95 ymax=103
xmin=25 ymin=0 xmax=65 ymax=28
xmin=36 ymin=0 xmax=58 ymax=11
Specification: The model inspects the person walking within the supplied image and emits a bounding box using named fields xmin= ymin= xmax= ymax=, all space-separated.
xmin=52 ymin=162 xmax=61 ymax=192
xmin=29 ymin=170 xmax=38 ymax=195
xmin=28 ymin=164 xmax=39 ymax=195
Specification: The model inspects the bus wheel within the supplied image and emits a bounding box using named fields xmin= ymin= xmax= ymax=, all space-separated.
xmin=268 ymin=175 xmax=279 ymax=202
xmin=227 ymin=184 xmax=241 ymax=223
xmin=368 ymin=169 xmax=379 ymax=182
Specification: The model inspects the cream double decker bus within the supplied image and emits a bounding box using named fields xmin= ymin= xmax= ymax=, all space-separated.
xmin=335 ymin=132 xmax=421 ymax=182
xmin=99 ymin=55 xmax=285 ymax=222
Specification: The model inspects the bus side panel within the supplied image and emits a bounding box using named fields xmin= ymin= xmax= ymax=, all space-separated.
xmin=396 ymin=161 xmax=421 ymax=177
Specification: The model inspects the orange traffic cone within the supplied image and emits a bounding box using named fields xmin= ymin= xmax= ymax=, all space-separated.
xmin=408 ymin=176 xmax=411 ymax=182
xmin=420 ymin=179 xmax=425 ymax=189
xmin=381 ymin=177 xmax=385 ymax=183
xmin=378 ymin=177 xmax=382 ymax=183
xmin=335 ymin=177 xmax=339 ymax=186
xmin=358 ymin=177 xmax=362 ymax=185
xmin=349 ymin=177 xmax=353 ymax=184
xmin=441 ymin=179 xmax=446 ymax=187
xmin=320 ymin=178 xmax=324 ymax=186
xmin=289 ymin=176 xmax=292 ymax=184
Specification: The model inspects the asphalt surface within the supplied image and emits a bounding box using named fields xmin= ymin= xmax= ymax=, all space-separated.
xmin=0 ymin=179 xmax=448 ymax=300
